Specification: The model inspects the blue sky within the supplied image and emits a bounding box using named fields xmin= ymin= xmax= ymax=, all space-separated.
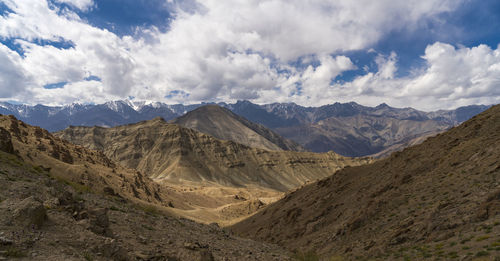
xmin=0 ymin=0 xmax=499 ymax=110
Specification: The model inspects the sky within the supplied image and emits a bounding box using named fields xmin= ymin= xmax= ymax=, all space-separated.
xmin=0 ymin=0 xmax=500 ymax=110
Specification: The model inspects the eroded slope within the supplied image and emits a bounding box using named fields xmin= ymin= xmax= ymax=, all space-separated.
xmin=56 ymin=118 xmax=369 ymax=192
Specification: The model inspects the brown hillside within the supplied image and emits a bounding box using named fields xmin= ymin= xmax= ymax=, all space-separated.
xmin=0 ymin=114 xmax=241 ymax=213
xmin=232 ymin=105 xmax=500 ymax=259
xmin=0 ymin=149 xmax=291 ymax=260
xmin=56 ymin=117 xmax=369 ymax=192
xmin=172 ymin=104 xmax=305 ymax=151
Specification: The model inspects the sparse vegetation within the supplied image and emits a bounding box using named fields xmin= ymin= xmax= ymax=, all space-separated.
xmin=4 ymin=247 xmax=27 ymax=258
xmin=52 ymin=175 xmax=91 ymax=194
xmin=133 ymin=202 xmax=163 ymax=216
xmin=475 ymin=250 xmax=489 ymax=257
xmin=476 ymin=235 xmax=490 ymax=242
xmin=292 ymin=250 xmax=320 ymax=261
xmin=82 ymin=251 xmax=94 ymax=261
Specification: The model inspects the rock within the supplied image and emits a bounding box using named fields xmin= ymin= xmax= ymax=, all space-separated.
xmin=88 ymin=208 xmax=111 ymax=237
xmin=183 ymin=242 xmax=199 ymax=250
xmin=198 ymin=249 xmax=215 ymax=261
xmin=103 ymin=186 xmax=116 ymax=196
xmin=0 ymin=236 xmax=13 ymax=245
xmin=43 ymin=198 xmax=60 ymax=209
xmin=12 ymin=196 xmax=46 ymax=228
xmin=0 ymin=127 xmax=14 ymax=154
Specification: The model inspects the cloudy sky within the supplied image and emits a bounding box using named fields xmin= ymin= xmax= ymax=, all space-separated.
xmin=0 ymin=0 xmax=499 ymax=110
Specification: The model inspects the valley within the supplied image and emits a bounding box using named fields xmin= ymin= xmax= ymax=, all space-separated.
xmin=0 ymin=103 xmax=498 ymax=260
xmin=54 ymin=112 xmax=369 ymax=225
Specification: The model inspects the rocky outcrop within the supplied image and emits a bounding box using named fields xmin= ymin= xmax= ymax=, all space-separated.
xmin=0 ymin=196 xmax=46 ymax=229
xmin=0 ymin=127 xmax=14 ymax=154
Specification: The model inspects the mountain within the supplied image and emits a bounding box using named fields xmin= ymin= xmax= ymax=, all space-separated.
xmin=273 ymin=114 xmax=450 ymax=156
xmin=253 ymin=102 xmax=491 ymax=156
xmin=0 ymin=114 xmax=167 ymax=206
xmin=55 ymin=117 xmax=368 ymax=192
xmin=1 ymin=100 xmax=491 ymax=157
xmin=0 ymin=117 xmax=291 ymax=260
xmin=231 ymin=105 xmax=500 ymax=259
xmin=171 ymin=105 xmax=304 ymax=151
xmin=0 ymin=100 xmax=202 ymax=132
xmin=0 ymin=113 xmax=284 ymax=226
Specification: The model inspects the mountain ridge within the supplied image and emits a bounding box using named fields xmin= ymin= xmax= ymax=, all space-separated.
xmin=55 ymin=117 xmax=369 ymax=192
xmin=1 ymin=100 xmax=491 ymax=157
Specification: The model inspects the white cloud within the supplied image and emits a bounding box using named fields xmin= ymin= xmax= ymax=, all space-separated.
xmin=1 ymin=0 xmax=498 ymax=110
xmin=0 ymin=43 xmax=31 ymax=98
xmin=53 ymin=0 xmax=94 ymax=12
xmin=301 ymin=43 xmax=500 ymax=111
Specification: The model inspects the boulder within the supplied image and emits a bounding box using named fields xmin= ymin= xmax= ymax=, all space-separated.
xmin=88 ymin=208 xmax=111 ymax=237
xmin=0 ymin=127 xmax=14 ymax=154
xmin=6 ymin=197 xmax=47 ymax=229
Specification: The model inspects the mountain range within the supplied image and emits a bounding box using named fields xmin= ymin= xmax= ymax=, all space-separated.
xmin=0 ymin=100 xmax=490 ymax=157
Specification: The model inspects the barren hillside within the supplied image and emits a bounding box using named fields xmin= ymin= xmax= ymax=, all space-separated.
xmin=172 ymin=105 xmax=304 ymax=151
xmin=56 ymin=118 xmax=369 ymax=192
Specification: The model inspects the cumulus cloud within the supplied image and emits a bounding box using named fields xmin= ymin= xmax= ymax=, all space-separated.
xmin=53 ymin=0 xmax=94 ymax=11
xmin=306 ymin=43 xmax=500 ymax=111
xmin=0 ymin=43 xmax=30 ymax=98
xmin=1 ymin=0 xmax=498 ymax=110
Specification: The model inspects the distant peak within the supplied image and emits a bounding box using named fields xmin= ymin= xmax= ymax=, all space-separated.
xmin=151 ymin=116 xmax=166 ymax=122
xmin=375 ymin=103 xmax=390 ymax=109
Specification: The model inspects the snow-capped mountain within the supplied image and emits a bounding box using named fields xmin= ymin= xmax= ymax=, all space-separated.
xmin=0 ymin=100 xmax=491 ymax=157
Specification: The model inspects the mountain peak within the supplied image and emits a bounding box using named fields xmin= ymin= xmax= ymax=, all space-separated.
xmin=172 ymin=104 xmax=304 ymax=151
xmin=375 ymin=102 xmax=390 ymax=109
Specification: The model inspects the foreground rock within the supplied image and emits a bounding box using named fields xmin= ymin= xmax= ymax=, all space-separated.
xmin=0 ymin=196 xmax=46 ymax=229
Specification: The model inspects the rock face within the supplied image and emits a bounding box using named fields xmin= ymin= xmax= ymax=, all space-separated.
xmin=88 ymin=208 xmax=111 ymax=237
xmin=232 ymin=104 xmax=500 ymax=259
xmin=56 ymin=118 xmax=370 ymax=192
xmin=171 ymin=105 xmax=304 ymax=152
xmin=0 ymin=127 xmax=14 ymax=154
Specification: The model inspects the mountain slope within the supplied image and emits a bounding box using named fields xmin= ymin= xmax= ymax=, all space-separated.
xmin=231 ymin=105 xmax=500 ymax=259
xmin=0 ymin=114 xmax=167 ymax=206
xmin=55 ymin=118 xmax=369 ymax=192
xmin=171 ymin=105 xmax=304 ymax=151
xmin=274 ymin=114 xmax=450 ymax=156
